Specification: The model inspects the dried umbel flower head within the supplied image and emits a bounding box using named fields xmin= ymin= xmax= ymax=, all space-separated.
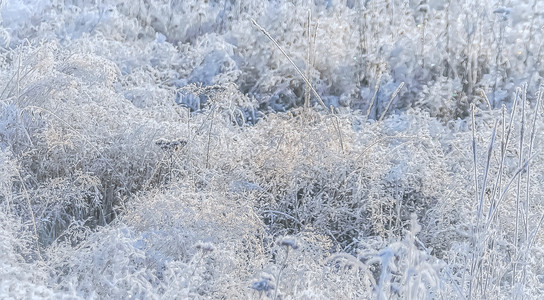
xmin=155 ymin=138 xmax=187 ymax=151
xmin=278 ymin=236 xmax=298 ymax=250
xmin=195 ymin=241 xmax=215 ymax=253
xmin=251 ymin=275 xmax=275 ymax=292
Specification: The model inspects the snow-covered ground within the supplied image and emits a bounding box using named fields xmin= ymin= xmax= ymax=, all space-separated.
xmin=1 ymin=0 xmax=544 ymax=298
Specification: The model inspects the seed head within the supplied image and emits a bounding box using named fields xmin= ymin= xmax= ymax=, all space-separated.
xmin=278 ymin=237 xmax=299 ymax=250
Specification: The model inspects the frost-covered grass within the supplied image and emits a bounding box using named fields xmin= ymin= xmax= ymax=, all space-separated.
xmin=1 ymin=0 xmax=544 ymax=299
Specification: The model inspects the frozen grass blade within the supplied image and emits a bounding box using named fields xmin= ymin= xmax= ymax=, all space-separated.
xmin=206 ymin=107 xmax=215 ymax=169
xmin=478 ymin=120 xmax=497 ymax=229
xmin=379 ymin=82 xmax=404 ymax=121
xmin=471 ymin=103 xmax=479 ymax=225
xmin=469 ymin=103 xmax=478 ymax=296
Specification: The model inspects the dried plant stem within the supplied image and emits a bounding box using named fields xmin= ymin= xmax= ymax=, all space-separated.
xmin=421 ymin=11 xmax=426 ymax=68
xmin=445 ymin=0 xmax=451 ymax=76
xmin=17 ymin=53 xmax=21 ymax=99
xmin=273 ymin=247 xmax=290 ymax=300
xmin=304 ymin=9 xmax=311 ymax=111
xmin=513 ymin=84 xmax=526 ymax=288
xmin=470 ymin=103 xmax=479 ymax=230
xmin=478 ymin=88 xmax=492 ymax=109
xmin=379 ymin=82 xmax=404 ymax=121
xmin=468 ymin=103 xmax=478 ymax=297
xmin=312 ymin=21 xmax=318 ymax=70
xmin=206 ymin=108 xmax=215 ymax=168
xmin=330 ymin=106 xmax=344 ymax=152
xmin=365 ymin=72 xmax=382 ymax=120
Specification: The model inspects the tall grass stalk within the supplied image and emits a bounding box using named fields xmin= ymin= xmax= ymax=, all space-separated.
xmin=206 ymin=107 xmax=215 ymax=169
xmin=304 ymin=9 xmax=311 ymax=112
xmin=419 ymin=3 xmax=428 ymax=69
xmin=470 ymin=103 xmax=478 ymax=273
xmin=444 ymin=0 xmax=451 ymax=76
xmin=513 ymin=84 xmax=527 ymax=290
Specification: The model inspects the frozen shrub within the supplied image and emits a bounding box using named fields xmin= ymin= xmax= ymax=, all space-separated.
xmin=0 ymin=42 xmax=194 ymax=244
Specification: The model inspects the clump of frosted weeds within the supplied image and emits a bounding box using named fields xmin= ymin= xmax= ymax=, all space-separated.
xmin=2 ymin=1 xmax=544 ymax=299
